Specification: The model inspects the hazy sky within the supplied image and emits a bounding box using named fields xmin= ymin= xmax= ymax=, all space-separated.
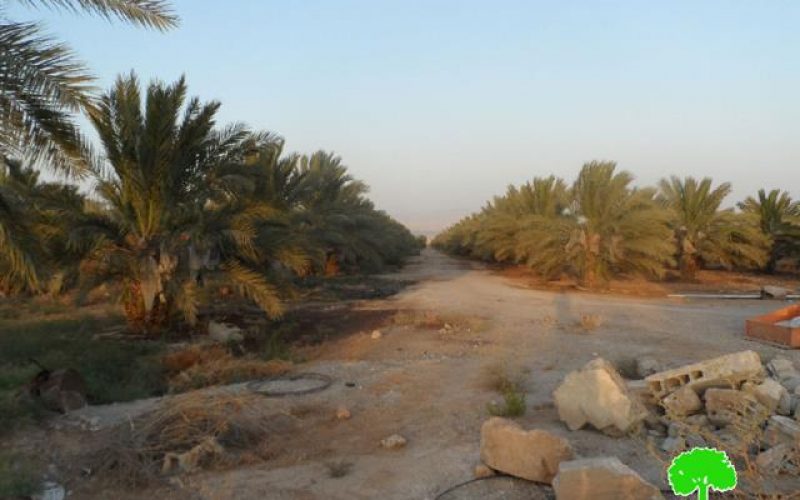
xmin=15 ymin=0 xmax=800 ymax=233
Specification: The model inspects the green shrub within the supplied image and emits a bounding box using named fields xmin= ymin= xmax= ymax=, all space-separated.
xmin=487 ymin=388 xmax=527 ymax=417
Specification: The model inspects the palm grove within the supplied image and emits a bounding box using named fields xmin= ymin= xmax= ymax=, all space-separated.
xmin=0 ymin=1 xmax=422 ymax=333
xmin=433 ymin=162 xmax=800 ymax=286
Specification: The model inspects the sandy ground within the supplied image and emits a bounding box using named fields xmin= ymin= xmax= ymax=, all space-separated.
xmin=33 ymin=249 xmax=800 ymax=499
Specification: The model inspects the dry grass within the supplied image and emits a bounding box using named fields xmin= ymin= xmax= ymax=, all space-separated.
xmin=392 ymin=310 xmax=486 ymax=332
xmin=96 ymin=392 xmax=271 ymax=486
xmin=479 ymin=362 xmax=526 ymax=393
xmin=164 ymin=345 xmax=292 ymax=392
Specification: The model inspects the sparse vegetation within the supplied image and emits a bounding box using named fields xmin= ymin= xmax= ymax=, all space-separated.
xmin=0 ymin=451 xmax=39 ymax=498
xmin=0 ymin=315 xmax=165 ymax=434
xmin=482 ymin=362 xmax=527 ymax=417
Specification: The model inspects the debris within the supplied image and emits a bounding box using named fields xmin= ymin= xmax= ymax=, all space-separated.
xmin=552 ymin=457 xmax=664 ymax=500
xmin=684 ymin=414 xmax=711 ymax=430
xmin=30 ymin=368 xmax=88 ymax=413
xmin=380 ymin=434 xmax=407 ymax=449
xmin=756 ymin=443 xmax=794 ymax=475
xmin=208 ymin=321 xmax=244 ymax=343
xmin=743 ymin=378 xmax=789 ymax=414
xmin=371 ymin=329 xmax=382 ymax=339
xmin=704 ymin=388 xmax=766 ymax=427
xmin=762 ymin=285 xmax=792 ymax=300
xmin=335 ymin=406 xmax=351 ymax=420
xmin=635 ymin=356 xmax=662 ymax=379
xmin=662 ymin=386 xmax=702 ymax=417
xmin=96 ymin=393 xmax=269 ymax=486
xmin=763 ymin=415 xmax=800 ymax=447
xmin=767 ymin=357 xmax=800 ymax=381
xmin=553 ymin=358 xmax=647 ymax=435
xmin=645 ymin=351 xmax=763 ymax=399
xmin=473 ymin=463 xmax=495 ymax=479
xmin=660 ymin=436 xmax=686 ymax=454
xmin=480 ymin=417 xmax=573 ymax=484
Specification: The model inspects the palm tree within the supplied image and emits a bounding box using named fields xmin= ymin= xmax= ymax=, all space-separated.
xmin=435 ymin=162 xmax=675 ymax=287
xmin=536 ymin=162 xmax=674 ymax=286
xmin=738 ymin=189 xmax=800 ymax=273
xmin=0 ymin=156 xmax=87 ymax=293
xmin=73 ymin=73 xmax=279 ymax=334
xmin=293 ymin=151 xmax=420 ymax=274
xmin=0 ymin=0 xmax=177 ymax=173
xmin=658 ymin=176 xmax=769 ymax=280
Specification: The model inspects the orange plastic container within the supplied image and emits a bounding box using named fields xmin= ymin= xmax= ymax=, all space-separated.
xmin=745 ymin=304 xmax=800 ymax=348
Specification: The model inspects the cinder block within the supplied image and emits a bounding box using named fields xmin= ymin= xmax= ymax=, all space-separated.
xmin=644 ymin=351 xmax=764 ymax=399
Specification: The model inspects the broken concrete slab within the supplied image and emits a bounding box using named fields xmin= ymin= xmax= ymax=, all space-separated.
xmin=645 ymin=351 xmax=764 ymax=399
xmin=554 ymin=358 xmax=647 ymax=435
xmin=756 ymin=443 xmax=795 ymax=475
xmin=553 ymin=457 xmax=664 ymax=500
xmin=480 ymin=417 xmax=573 ymax=484
xmin=767 ymin=357 xmax=799 ymax=382
xmin=764 ymin=415 xmax=800 ymax=447
xmin=662 ymin=386 xmax=702 ymax=417
xmin=743 ymin=378 xmax=789 ymax=414
xmin=705 ymin=388 xmax=767 ymax=427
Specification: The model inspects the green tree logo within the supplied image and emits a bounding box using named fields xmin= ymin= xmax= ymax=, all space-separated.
xmin=668 ymin=447 xmax=737 ymax=500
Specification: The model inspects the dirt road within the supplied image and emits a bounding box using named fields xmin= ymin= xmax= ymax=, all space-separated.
xmin=175 ymin=248 xmax=795 ymax=499
xmin=49 ymin=248 xmax=796 ymax=499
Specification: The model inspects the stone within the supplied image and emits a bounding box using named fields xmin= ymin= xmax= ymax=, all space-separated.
xmin=208 ymin=321 xmax=244 ymax=343
xmin=778 ymin=392 xmax=793 ymax=416
xmin=370 ymin=329 xmax=382 ymax=339
xmin=627 ymin=380 xmax=657 ymax=407
xmin=781 ymin=376 xmax=800 ymax=393
xmin=554 ymin=358 xmax=647 ymax=435
xmin=767 ymin=357 xmax=799 ymax=381
xmin=704 ymin=388 xmax=767 ymax=427
xmin=635 ymin=356 xmax=662 ymax=379
xmin=335 ymin=406 xmax=351 ymax=420
xmin=661 ymin=436 xmax=686 ymax=454
xmin=552 ymin=457 xmax=664 ymax=500
xmin=645 ymin=351 xmax=764 ymax=399
xmin=380 ymin=434 xmax=407 ymax=449
xmin=684 ymin=414 xmax=711 ymax=429
xmin=480 ymin=417 xmax=573 ymax=483
xmin=34 ymin=368 xmax=88 ymax=413
xmin=762 ymin=285 xmax=791 ymax=299
xmin=764 ymin=415 xmax=800 ymax=447
xmin=744 ymin=378 xmax=789 ymax=414
xmin=662 ymin=386 xmax=702 ymax=417
xmin=473 ymin=463 xmax=495 ymax=479
xmin=756 ymin=443 xmax=794 ymax=475
xmin=643 ymin=414 xmax=667 ymax=435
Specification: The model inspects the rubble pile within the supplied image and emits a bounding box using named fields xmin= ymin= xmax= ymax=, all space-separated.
xmin=472 ymin=350 xmax=800 ymax=499
xmin=632 ymin=350 xmax=800 ymax=477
